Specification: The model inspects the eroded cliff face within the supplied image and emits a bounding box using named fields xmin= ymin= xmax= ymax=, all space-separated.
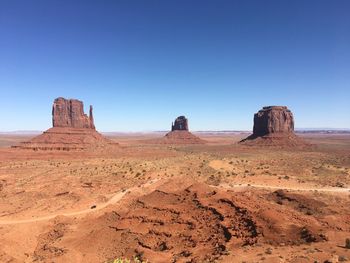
xmin=13 ymin=97 xmax=118 ymax=151
xmin=52 ymin=97 xmax=95 ymax=129
xmin=240 ymin=106 xmax=309 ymax=147
xmin=171 ymin=116 xmax=189 ymax=131
xmin=253 ymin=106 xmax=294 ymax=137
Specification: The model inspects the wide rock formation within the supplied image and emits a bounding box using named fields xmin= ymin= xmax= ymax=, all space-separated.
xmin=13 ymin=97 xmax=117 ymax=151
xmin=252 ymin=106 xmax=294 ymax=136
xmin=240 ymin=106 xmax=308 ymax=147
xmin=52 ymin=97 xmax=95 ymax=129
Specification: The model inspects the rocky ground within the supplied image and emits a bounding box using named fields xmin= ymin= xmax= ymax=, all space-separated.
xmin=0 ymin=133 xmax=349 ymax=263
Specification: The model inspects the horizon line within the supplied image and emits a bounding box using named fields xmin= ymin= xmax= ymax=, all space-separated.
xmin=1 ymin=128 xmax=350 ymax=134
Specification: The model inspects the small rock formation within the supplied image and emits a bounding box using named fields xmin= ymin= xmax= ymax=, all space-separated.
xmin=13 ymin=97 xmax=117 ymax=151
xmin=145 ymin=116 xmax=206 ymax=144
xmin=240 ymin=106 xmax=308 ymax=147
xmin=52 ymin=97 xmax=95 ymax=129
xmin=171 ymin=116 xmax=189 ymax=131
xmin=163 ymin=116 xmax=205 ymax=144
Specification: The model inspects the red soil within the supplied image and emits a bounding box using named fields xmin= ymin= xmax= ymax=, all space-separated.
xmin=41 ymin=180 xmax=343 ymax=263
xmin=146 ymin=130 xmax=206 ymax=144
xmin=12 ymin=127 xmax=118 ymax=151
xmin=239 ymin=133 xmax=311 ymax=148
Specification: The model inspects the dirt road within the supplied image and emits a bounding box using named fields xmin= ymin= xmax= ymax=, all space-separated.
xmin=0 ymin=179 xmax=348 ymax=225
xmin=0 ymin=179 xmax=159 ymax=225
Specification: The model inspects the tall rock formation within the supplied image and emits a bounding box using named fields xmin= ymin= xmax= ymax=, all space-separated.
xmin=89 ymin=105 xmax=95 ymax=129
xmin=171 ymin=116 xmax=189 ymax=131
xmin=52 ymin=97 xmax=95 ymax=129
xmin=240 ymin=106 xmax=308 ymax=147
xmin=13 ymin=97 xmax=116 ymax=151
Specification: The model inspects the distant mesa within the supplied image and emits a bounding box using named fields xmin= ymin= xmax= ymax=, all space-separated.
xmin=143 ymin=115 xmax=206 ymax=144
xmin=163 ymin=116 xmax=206 ymax=144
xmin=171 ymin=116 xmax=189 ymax=131
xmin=13 ymin=97 xmax=117 ymax=151
xmin=240 ymin=106 xmax=309 ymax=147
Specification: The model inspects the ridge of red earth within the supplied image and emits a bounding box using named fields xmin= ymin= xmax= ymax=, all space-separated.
xmin=38 ymin=179 xmax=342 ymax=263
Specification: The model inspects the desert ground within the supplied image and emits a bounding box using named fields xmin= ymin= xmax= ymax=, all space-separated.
xmin=0 ymin=133 xmax=349 ymax=263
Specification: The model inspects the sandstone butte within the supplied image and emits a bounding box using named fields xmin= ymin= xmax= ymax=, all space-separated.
xmin=163 ymin=116 xmax=206 ymax=144
xmin=52 ymin=97 xmax=95 ymax=129
xmin=240 ymin=106 xmax=309 ymax=147
xmin=13 ymin=97 xmax=117 ymax=151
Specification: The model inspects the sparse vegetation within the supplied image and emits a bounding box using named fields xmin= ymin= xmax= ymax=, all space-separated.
xmin=1 ymin=133 xmax=350 ymax=262
xmin=106 ymin=257 xmax=148 ymax=263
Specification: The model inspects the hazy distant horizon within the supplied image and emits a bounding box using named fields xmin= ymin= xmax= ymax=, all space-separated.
xmin=1 ymin=128 xmax=349 ymax=135
xmin=1 ymin=1 xmax=349 ymax=131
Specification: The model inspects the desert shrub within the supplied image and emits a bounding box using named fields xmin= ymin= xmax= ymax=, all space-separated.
xmin=339 ymin=255 xmax=349 ymax=261
xmin=106 ymin=257 xmax=148 ymax=263
xmin=265 ymin=247 xmax=273 ymax=254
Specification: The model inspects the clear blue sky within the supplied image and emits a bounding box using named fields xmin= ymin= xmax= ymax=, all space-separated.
xmin=0 ymin=0 xmax=349 ymax=131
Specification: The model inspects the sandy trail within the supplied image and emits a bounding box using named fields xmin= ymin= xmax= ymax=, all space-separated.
xmin=1 ymin=179 xmax=349 ymax=226
xmin=0 ymin=179 xmax=158 ymax=225
xmin=223 ymin=183 xmax=350 ymax=193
